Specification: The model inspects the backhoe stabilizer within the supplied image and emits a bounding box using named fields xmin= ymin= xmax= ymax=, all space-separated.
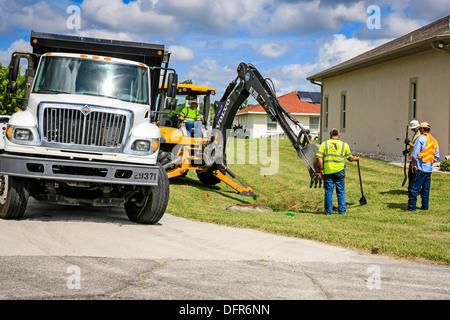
xmin=214 ymin=166 xmax=255 ymax=197
xmin=297 ymin=144 xmax=322 ymax=188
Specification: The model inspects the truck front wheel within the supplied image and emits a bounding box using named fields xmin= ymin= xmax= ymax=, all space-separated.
xmin=0 ymin=175 xmax=30 ymax=220
xmin=124 ymin=164 xmax=169 ymax=224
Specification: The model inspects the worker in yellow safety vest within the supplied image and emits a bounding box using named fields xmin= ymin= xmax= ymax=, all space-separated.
xmin=179 ymin=100 xmax=203 ymax=137
xmin=406 ymin=122 xmax=440 ymax=212
xmin=316 ymin=128 xmax=360 ymax=215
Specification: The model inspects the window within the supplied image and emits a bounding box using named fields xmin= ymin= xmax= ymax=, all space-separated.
xmin=267 ymin=116 xmax=277 ymax=131
xmin=33 ymin=56 xmax=149 ymax=104
xmin=410 ymin=78 xmax=418 ymax=120
xmin=340 ymin=92 xmax=347 ymax=132
xmin=309 ymin=116 xmax=319 ymax=132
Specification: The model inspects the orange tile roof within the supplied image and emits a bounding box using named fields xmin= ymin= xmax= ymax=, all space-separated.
xmin=236 ymin=91 xmax=320 ymax=115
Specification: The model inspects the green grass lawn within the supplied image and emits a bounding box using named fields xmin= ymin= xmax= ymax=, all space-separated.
xmin=165 ymin=138 xmax=450 ymax=264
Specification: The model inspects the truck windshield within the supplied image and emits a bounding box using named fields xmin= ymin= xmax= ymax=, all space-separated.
xmin=33 ymin=56 xmax=149 ymax=104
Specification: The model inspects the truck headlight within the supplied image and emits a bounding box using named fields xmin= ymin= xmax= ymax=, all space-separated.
xmin=14 ymin=128 xmax=33 ymax=141
xmin=133 ymin=140 xmax=150 ymax=152
xmin=125 ymin=137 xmax=159 ymax=155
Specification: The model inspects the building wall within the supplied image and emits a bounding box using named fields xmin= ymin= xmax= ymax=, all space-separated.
xmin=321 ymin=49 xmax=450 ymax=156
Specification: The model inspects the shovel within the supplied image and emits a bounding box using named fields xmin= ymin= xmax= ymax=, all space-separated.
xmin=357 ymin=160 xmax=367 ymax=205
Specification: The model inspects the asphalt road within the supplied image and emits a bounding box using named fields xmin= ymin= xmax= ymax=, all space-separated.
xmin=0 ymin=198 xmax=448 ymax=302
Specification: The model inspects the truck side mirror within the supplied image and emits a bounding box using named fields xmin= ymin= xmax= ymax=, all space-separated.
xmin=7 ymin=82 xmax=17 ymax=94
xmin=167 ymin=72 xmax=178 ymax=99
xmin=7 ymin=53 xmax=20 ymax=94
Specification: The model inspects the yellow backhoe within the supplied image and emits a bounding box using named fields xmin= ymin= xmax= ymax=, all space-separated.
xmin=157 ymin=83 xmax=255 ymax=196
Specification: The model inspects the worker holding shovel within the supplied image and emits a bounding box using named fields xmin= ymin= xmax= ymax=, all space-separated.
xmin=403 ymin=120 xmax=421 ymax=191
xmin=316 ymin=129 xmax=360 ymax=215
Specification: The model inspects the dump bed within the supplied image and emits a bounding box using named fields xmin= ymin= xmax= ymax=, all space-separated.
xmin=30 ymin=31 xmax=165 ymax=65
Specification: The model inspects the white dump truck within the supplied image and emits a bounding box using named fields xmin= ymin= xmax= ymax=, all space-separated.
xmin=0 ymin=31 xmax=178 ymax=224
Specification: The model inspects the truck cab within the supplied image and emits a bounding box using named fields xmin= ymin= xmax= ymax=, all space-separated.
xmin=0 ymin=31 xmax=178 ymax=224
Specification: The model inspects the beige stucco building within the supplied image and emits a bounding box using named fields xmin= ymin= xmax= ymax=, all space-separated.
xmin=308 ymin=15 xmax=450 ymax=157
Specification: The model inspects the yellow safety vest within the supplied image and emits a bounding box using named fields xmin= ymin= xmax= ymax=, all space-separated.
xmin=418 ymin=133 xmax=438 ymax=163
xmin=316 ymin=139 xmax=352 ymax=174
xmin=180 ymin=107 xmax=199 ymax=123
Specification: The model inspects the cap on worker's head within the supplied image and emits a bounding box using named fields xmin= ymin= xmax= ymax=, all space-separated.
xmin=409 ymin=120 xmax=420 ymax=129
xmin=188 ymin=100 xmax=198 ymax=106
xmin=420 ymin=122 xmax=431 ymax=129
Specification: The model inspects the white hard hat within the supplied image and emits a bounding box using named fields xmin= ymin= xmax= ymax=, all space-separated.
xmin=409 ymin=120 xmax=420 ymax=129
xmin=188 ymin=100 xmax=198 ymax=105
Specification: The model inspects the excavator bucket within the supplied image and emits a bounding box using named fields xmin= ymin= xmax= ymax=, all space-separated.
xmin=297 ymin=144 xmax=322 ymax=188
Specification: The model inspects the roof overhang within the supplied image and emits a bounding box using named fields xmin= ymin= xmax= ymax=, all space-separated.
xmin=307 ymin=34 xmax=450 ymax=82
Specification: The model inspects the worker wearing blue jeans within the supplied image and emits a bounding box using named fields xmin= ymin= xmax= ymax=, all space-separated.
xmin=179 ymin=100 xmax=203 ymax=138
xmin=323 ymin=169 xmax=346 ymax=215
xmin=316 ymin=129 xmax=360 ymax=215
xmin=407 ymin=122 xmax=439 ymax=212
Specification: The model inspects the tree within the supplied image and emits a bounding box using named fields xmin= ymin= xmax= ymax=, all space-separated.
xmin=0 ymin=63 xmax=25 ymax=115
xmin=181 ymin=79 xmax=193 ymax=84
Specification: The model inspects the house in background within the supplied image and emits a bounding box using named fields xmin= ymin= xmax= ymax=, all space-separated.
xmin=233 ymin=91 xmax=321 ymax=139
xmin=308 ymin=15 xmax=450 ymax=157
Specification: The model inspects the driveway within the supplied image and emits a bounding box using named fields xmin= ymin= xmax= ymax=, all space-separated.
xmin=0 ymin=198 xmax=448 ymax=302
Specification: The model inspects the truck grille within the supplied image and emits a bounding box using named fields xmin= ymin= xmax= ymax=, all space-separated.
xmin=40 ymin=104 xmax=132 ymax=151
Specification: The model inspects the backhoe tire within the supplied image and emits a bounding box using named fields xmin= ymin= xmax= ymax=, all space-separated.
xmin=197 ymin=171 xmax=221 ymax=186
xmin=124 ymin=164 xmax=169 ymax=224
xmin=0 ymin=175 xmax=30 ymax=220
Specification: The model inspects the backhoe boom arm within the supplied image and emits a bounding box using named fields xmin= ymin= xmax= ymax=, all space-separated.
xmin=213 ymin=62 xmax=322 ymax=188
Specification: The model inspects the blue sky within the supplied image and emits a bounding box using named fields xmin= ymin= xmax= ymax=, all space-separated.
xmin=1 ymin=0 xmax=448 ymax=101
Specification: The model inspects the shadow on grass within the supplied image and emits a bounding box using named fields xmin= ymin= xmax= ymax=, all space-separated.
xmin=379 ymin=189 xmax=408 ymax=195
xmin=387 ymin=202 xmax=408 ymax=210
xmin=169 ymin=175 xmax=249 ymax=203
xmin=170 ymin=176 xmax=220 ymax=190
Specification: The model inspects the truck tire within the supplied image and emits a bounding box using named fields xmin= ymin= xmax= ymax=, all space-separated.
xmin=197 ymin=171 xmax=221 ymax=186
xmin=0 ymin=175 xmax=30 ymax=220
xmin=124 ymin=164 xmax=169 ymax=224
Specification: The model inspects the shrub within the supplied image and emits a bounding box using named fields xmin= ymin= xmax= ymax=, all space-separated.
xmin=440 ymin=159 xmax=450 ymax=171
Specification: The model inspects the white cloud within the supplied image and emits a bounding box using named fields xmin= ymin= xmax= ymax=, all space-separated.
xmin=156 ymin=0 xmax=271 ymax=35
xmin=263 ymin=34 xmax=387 ymax=93
xmin=7 ymin=1 xmax=69 ymax=34
xmin=316 ymin=34 xmax=387 ymax=68
xmin=80 ymin=0 xmax=180 ymax=36
xmin=257 ymin=42 xmax=291 ymax=59
xmin=382 ymin=13 xmax=422 ymax=37
xmin=0 ymin=39 xmax=33 ymax=67
xmin=168 ymin=45 xmax=195 ymax=62
xmin=74 ymin=29 xmax=135 ymax=42
xmin=355 ymin=10 xmax=422 ymax=39
xmin=265 ymin=0 xmax=367 ymax=34
xmin=183 ymin=57 xmax=236 ymax=91
xmin=179 ymin=33 xmax=387 ymax=99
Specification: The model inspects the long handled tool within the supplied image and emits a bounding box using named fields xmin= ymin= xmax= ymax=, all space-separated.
xmin=402 ymin=125 xmax=409 ymax=187
xmin=357 ymin=160 xmax=367 ymax=205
